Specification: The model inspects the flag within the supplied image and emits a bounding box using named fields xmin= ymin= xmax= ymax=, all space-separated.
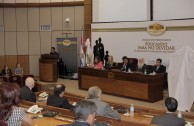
xmin=85 ymin=38 xmax=93 ymax=66
xmin=80 ymin=29 xmax=86 ymax=67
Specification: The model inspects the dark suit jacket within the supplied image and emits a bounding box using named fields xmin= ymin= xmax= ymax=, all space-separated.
xmin=58 ymin=121 xmax=89 ymax=126
xmin=120 ymin=63 xmax=136 ymax=72
xmin=152 ymin=65 xmax=166 ymax=74
xmin=1 ymin=69 xmax=12 ymax=76
xmin=20 ymin=86 xmax=36 ymax=103
xmin=151 ymin=113 xmax=185 ymax=126
xmin=120 ymin=63 xmax=130 ymax=72
xmin=47 ymin=94 xmax=74 ymax=110
xmin=50 ymin=51 xmax=59 ymax=59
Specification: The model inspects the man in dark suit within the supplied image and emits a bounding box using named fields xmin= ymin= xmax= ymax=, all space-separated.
xmin=152 ymin=58 xmax=166 ymax=74
xmin=151 ymin=97 xmax=185 ymax=126
xmin=60 ymin=100 xmax=97 ymax=126
xmin=47 ymin=84 xmax=74 ymax=110
xmin=1 ymin=65 xmax=12 ymax=77
xmin=50 ymin=47 xmax=59 ymax=59
xmin=20 ymin=77 xmax=36 ymax=103
xmin=120 ymin=56 xmax=129 ymax=72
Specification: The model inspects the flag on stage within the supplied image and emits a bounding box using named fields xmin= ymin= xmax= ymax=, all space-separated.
xmin=85 ymin=38 xmax=93 ymax=66
xmin=80 ymin=29 xmax=86 ymax=67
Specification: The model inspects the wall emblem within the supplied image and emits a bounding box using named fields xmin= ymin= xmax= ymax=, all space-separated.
xmin=147 ymin=23 xmax=166 ymax=36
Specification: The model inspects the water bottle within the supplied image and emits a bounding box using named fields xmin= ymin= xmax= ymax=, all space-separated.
xmin=144 ymin=69 xmax=147 ymax=75
xmin=177 ymin=111 xmax=182 ymax=118
xmin=130 ymin=104 xmax=134 ymax=117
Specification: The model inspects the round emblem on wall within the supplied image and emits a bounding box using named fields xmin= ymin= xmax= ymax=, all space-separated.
xmin=63 ymin=39 xmax=71 ymax=46
xmin=147 ymin=23 xmax=166 ymax=36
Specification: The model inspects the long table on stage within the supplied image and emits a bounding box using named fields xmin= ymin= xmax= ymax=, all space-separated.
xmin=78 ymin=67 xmax=164 ymax=102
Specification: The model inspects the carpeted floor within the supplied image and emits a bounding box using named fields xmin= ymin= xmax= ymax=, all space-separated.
xmin=37 ymin=78 xmax=167 ymax=111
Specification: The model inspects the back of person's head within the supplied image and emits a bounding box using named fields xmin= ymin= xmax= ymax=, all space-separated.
xmin=25 ymin=77 xmax=35 ymax=89
xmin=0 ymin=83 xmax=20 ymax=121
xmin=54 ymin=84 xmax=65 ymax=96
xmin=74 ymin=100 xmax=97 ymax=122
xmin=88 ymin=86 xmax=102 ymax=99
xmin=165 ymin=97 xmax=178 ymax=112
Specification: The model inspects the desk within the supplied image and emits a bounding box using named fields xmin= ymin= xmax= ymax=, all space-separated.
xmin=39 ymin=58 xmax=57 ymax=82
xmin=78 ymin=67 xmax=164 ymax=102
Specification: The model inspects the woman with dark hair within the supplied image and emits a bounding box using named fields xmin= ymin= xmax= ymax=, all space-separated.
xmin=88 ymin=56 xmax=103 ymax=69
xmin=0 ymin=83 xmax=32 ymax=126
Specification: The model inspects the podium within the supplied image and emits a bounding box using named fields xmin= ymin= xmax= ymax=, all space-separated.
xmin=39 ymin=54 xmax=57 ymax=82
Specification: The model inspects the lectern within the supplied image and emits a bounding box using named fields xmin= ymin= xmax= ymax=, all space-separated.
xmin=39 ymin=54 xmax=57 ymax=82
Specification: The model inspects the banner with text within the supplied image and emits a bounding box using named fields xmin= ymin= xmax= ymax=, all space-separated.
xmin=92 ymin=19 xmax=194 ymax=71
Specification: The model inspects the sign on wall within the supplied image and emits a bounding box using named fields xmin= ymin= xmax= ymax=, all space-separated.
xmin=57 ymin=37 xmax=77 ymax=72
xmin=91 ymin=19 xmax=194 ymax=71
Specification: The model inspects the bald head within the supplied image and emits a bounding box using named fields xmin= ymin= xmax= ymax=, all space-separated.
xmin=25 ymin=77 xmax=35 ymax=89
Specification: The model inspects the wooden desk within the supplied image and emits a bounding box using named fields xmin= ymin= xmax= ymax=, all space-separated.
xmin=78 ymin=67 xmax=164 ymax=102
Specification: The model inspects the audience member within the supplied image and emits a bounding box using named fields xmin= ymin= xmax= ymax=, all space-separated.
xmin=137 ymin=58 xmax=147 ymax=73
xmin=14 ymin=63 xmax=23 ymax=76
xmin=0 ymin=84 xmax=32 ymax=126
xmin=1 ymin=65 xmax=12 ymax=77
xmin=50 ymin=47 xmax=59 ymax=59
xmin=47 ymin=84 xmax=74 ymax=110
xmin=105 ymin=55 xmax=116 ymax=70
xmin=152 ymin=58 xmax=166 ymax=74
xmin=20 ymin=77 xmax=36 ymax=103
xmin=88 ymin=56 xmax=103 ymax=69
xmin=151 ymin=97 xmax=185 ymax=126
xmin=87 ymin=86 xmax=121 ymax=120
xmin=62 ymin=100 xmax=97 ymax=126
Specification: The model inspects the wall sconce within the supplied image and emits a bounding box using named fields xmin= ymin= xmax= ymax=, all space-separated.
xmin=65 ymin=18 xmax=70 ymax=23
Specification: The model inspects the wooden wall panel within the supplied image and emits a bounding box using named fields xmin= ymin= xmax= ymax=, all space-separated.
xmin=18 ymin=55 xmax=29 ymax=74
xmin=84 ymin=0 xmax=92 ymax=40
xmin=5 ymin=55 xmax=17 ymax=72
xmin=0 ymin=56 xmax=5 ymax=70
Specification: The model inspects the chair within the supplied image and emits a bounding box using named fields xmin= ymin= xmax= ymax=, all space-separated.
xmin=0 ymin=76 xmax=9 ymax=82
xmin=9 ymin=75 xmax=22 ymax=87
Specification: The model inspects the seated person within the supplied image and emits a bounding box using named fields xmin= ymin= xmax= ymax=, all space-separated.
xmin=152 ymin=58 xmax=166 ymax=74
xmin=0 ymin=84 xmax=32 ymax=126
xmin=14 ymin=63 xmax=23 ymax=76
xmin=87 ymin=86 xmax=121 ymax=120
xmin=120 ymin=56 xmax=129 ymax=72
xmin=151 ymin=97 xmax=185 ymax=126
xmin=88 ymin=56 xmax=103 ymax=69
xmin=136 ymin=58 xmax=147 ymax=73
xmin=1 ymin=65 xmax=12 ymax=77
xmin=20 ymin=77 xmax=36 ymax=103
xmin=61 ymin=100 xmax=97 ymax=126
xmin=105 ymin=55 xmax=117 ymax=70
xmin=47 ymin=84 xmax=74 ymax=110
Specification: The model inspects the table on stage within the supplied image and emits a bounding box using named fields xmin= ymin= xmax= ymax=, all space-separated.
xmin=78 ymin=67 xmax=164 ymax=102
